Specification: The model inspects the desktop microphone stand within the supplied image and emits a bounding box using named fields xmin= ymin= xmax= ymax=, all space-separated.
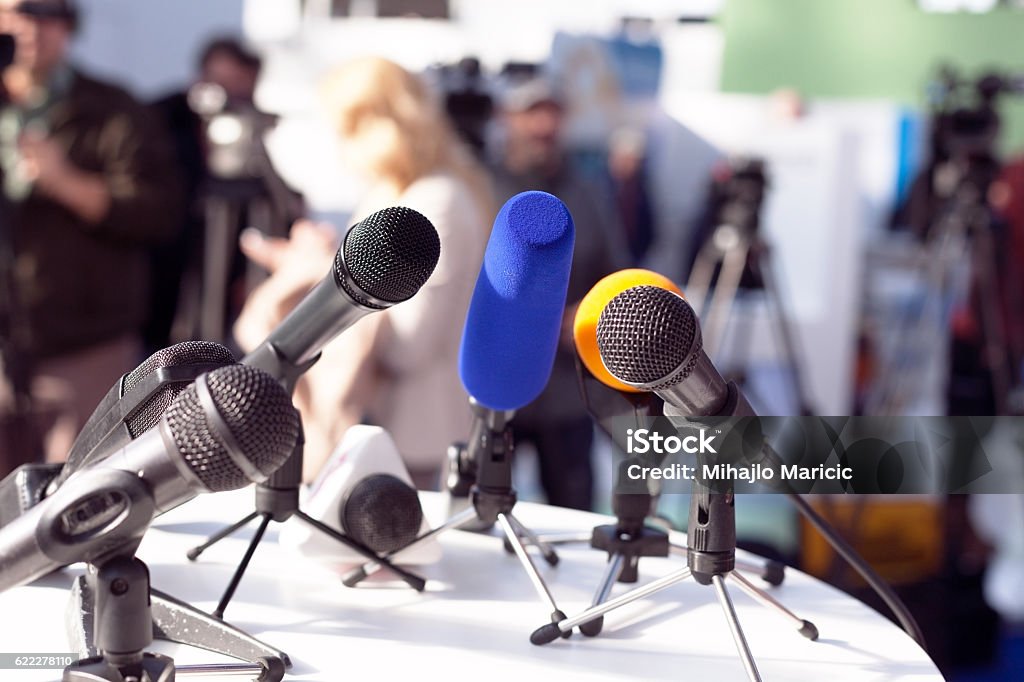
xmin=511 ymin=457 xmax=786 ymax=638
xmin=64 ymin=554 xmax=285 ymax=682
xmin=531 ymin=473 xmax=818 ymax=682
xmin=58 ymin=471 xmax=287 ymax=681
xmin=525 ymin=484 xmax=786 ymax=639
xmin=343 ymin=400 xmax=570 ymax=633
xmin=518 ymin=377 xmax=786 ymax=639
xmin=687 ymin=222 xmax=814 ymax=415
xmin=186 ymin=347 xmax=426 ymax=619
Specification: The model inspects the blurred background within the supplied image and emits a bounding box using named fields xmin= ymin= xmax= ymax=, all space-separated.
xmin=1 ymin=0 xmax=1024 ymax=678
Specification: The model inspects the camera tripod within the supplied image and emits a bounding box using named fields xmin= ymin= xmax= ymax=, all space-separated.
xmin=530 ymin=475 xmax=818 ymax=682
xmin=865 ymin=176 xmax=1013 ymax=415
xmin=342 ymin=402 xmax=570 ymax=631
xmin=686 ymin=222 xmax=814 ymax=415
xmin=187 ymin=352 xmax=426 ymax=619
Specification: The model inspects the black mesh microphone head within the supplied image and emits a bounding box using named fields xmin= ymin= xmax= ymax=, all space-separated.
xmin=162 ymin=365 xmax=299 ymax=492
xmin=596 ymin=285 xmax=702 ymax=391
xmin=340 ymin=474 xmax=424 ymax=554
xmin=334 ymin=206 xmax=441 ymax=308
xmin=124 ymin=341 xmax=237 ymax=437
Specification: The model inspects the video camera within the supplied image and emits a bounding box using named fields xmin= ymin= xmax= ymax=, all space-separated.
xmin=926 ymin=67 xmax=1024 ymax=199
xmin=187 ymin=82 xmax=279 ymax=183
xmin=709 ymin=156 xmax=769 ymax=236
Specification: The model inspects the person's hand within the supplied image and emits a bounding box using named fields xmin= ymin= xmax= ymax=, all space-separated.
xmin=18 ymin=131 xmax=74 ymax=195
xmin=233 ymin=220 xmax=338 ymax=352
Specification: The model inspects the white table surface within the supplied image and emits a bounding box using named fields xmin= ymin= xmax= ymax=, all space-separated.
xmin=0 ymin=490 xmax=943 ymax=681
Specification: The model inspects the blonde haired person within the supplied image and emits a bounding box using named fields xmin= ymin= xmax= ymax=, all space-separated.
xmin=235 ymin=57 xmax=493 ymax=485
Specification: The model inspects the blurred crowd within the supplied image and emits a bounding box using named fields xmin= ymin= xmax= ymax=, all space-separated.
xmin=0 ymin=0 xmax=649 ymax=512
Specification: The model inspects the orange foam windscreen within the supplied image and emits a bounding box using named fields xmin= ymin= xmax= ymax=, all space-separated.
xmin=572 ymin=269 xmax=682 ymax=393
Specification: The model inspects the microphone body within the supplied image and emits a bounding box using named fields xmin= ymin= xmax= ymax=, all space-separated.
xmin=0 ymin=365 xmax=298 ymax=593
xmin=459 ymin=191 xmax=575 ymax=411
xmin=244 ymin=277 xmax=372 ymax=370
xmin=243 ymin=206 xmax=441 ymax=378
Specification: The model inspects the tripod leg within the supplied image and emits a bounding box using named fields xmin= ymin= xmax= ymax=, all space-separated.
xmin=187 ymin=511 xmax=259 ymax=561
xmin=508 ymin=521 xmax=559 ymax=566
xmin=531 ymin=566 xmax=693 ymax=645
xmin=213 ymin=513 xmax=272 ymax=619
xmin=685 ymin=241 xmax=721 ymax=315
xmin=580 ymin=553 xmax=625 ymax=637
xmin=499 ymin=513 xmax=569 ymax=636
xmin=734 ymin=558 xmax=786 ymax=587
xmin=728 ymin=570 xmax=818 ymax=640
xmin=972 ymin=228 xmax=1012 ymax=414
xmin=200 ymin=197 xmax=239 ymax=342
xmin=524 ymin=531 xmax=593 ymax=546
xmin=712 ymin=574 xmax=763 ymax=682
xmin=295 ymin=511 xmax=426 ymax=591
xmin=703 ymin=239 xmax=747 ymax=357
xmin=755 ymin=245 xmax=813 ymax=414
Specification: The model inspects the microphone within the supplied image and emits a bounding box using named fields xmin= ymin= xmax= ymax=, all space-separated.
xmin=596 ymin=285 xmax=755 ymax=418
xmin=593 ymin=284 xmax=927 ymax=645
xmin=572 ymin=271 xmax=682 ymax=534
xmin=574 ymin=269 xmax=682 ymax=395
xmin=0 ymin=364 xmax=299 ymax=593
xmin=59 ymin=342 xmax=237 ymax=484
xmin=344 ymin=192 xmax=575 ymax=594
xmin=340 ymin=474 xmax=423 ymax=554
xmin=243 ymin=206 xmax=441 ymax=378
xmin=0 ymin=342 xmax=236 ymax=529
xmin=459 ymin=191 xmax=575 ymax=411
xmin=451 ymin=190 xmax=574 ymax=493
xmin=279 ymin=425 xmax=435 ymax=562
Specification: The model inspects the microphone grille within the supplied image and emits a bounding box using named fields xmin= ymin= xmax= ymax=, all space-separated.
xmin=123 ymin=341 xmax=236 ymax=394
xmin=340 ymin=474 xmax=423 ymax=554
xmin=123 ymin=342 xmax=237 ymax=438
xmin=596 ymin=285 xmax=700 ymax=388
xmin=164 ymin=365 xmax=298 ymax=491
xmin=335 ymin=206 xmax=441 ymax=307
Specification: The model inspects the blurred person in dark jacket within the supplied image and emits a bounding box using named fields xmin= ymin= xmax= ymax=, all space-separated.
xmin=0 ymin=0 xmax=181 ymax=465
xmin=489 ymin=70 xmax=629 ymax=510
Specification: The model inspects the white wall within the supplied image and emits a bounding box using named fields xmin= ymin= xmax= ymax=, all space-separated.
xmin=70 ymin=0 xmax=246 ymax=99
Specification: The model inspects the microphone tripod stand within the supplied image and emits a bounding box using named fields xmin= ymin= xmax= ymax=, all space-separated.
xmin=342 ymin=400 xmax=571 ymax=632
xmin=186 ymin=350 xmax=426 ymax=620
xmin=686 ymin=222 xmax=814 ymax=416
xmin=64 ymin=555 xmax=285 ymax=682
xmin=59 ymin=472 xmax=287 ymax=681
xmin=531 ymin=474 xmax=818 ymax=682
xmin=519 ymin=481 xmax=786 ymax=639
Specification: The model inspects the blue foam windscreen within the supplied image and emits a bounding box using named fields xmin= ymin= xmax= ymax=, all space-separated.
xmin=459 ymin=191 xmax=575 ymax=410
